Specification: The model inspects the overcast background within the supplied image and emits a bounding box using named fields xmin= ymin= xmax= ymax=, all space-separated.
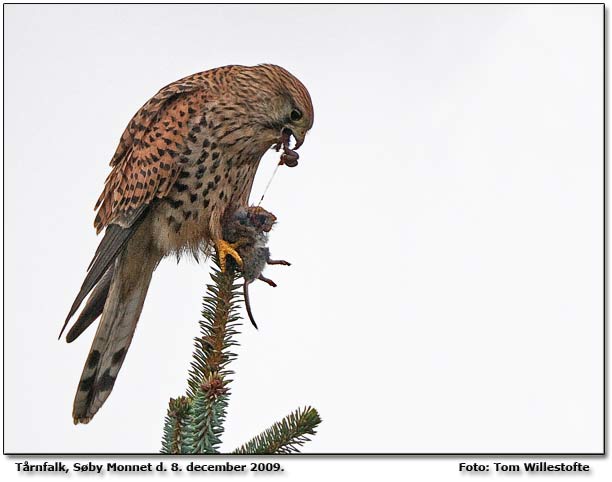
xmin=4 ymin=4 xmax=603 ymax=453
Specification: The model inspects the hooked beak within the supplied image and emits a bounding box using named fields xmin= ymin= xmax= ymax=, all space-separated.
xmin=292 ymin=128 xmax=307 ymax=150
xmin=281 ymin=127 xmax=307 ymax=150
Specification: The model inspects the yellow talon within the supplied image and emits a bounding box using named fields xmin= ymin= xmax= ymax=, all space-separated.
xmin=216 ymin=239 xmax=243 ymax=272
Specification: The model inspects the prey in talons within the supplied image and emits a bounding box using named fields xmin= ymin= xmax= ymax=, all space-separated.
xmin=215 ymin=238 xmax=244 ymax=272
xmin=222 ymin=206 xmax=290 ymax=329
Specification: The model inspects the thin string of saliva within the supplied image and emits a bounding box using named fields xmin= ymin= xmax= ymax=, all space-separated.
xmin=257 ymin=161 xmax=281 ymax=207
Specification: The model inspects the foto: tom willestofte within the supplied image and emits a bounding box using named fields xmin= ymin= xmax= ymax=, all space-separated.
xmin=459 ymin=461 xmax=589 ymax=472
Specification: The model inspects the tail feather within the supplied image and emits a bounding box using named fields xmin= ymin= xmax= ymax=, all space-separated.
xmin=60 ymin=206 xmax=148 ymax=340
xmin=66 ymin=267 xmax=113 ymax=343
xmin=72 ymin=231 xmax=160 ymax=424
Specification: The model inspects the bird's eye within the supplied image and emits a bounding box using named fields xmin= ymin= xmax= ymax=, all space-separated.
xmin=290 ymin=109 xmax=302 ymax=122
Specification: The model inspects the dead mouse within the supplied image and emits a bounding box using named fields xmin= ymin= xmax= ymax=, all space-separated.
xmin=222 ymin=206 xmax=290 ymax=329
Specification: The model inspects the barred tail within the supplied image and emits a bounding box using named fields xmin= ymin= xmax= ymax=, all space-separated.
xmin=72 ymin=234 xmax=160 ymax=424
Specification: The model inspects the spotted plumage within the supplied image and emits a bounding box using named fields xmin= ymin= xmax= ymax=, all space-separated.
xmin=61 ymin=64 xmax=314 ymax=424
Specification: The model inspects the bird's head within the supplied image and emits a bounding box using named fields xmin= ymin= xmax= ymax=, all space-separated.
xmin=236 ymin=64 xmax=314 ymax=157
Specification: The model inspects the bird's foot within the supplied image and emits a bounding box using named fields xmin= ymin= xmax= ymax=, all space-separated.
xmin=216 ymin=239 xmax=244 ymax=272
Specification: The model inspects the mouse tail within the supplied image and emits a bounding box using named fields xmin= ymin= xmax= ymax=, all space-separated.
xmin=243 ymin=281 xmax=258 ymax=329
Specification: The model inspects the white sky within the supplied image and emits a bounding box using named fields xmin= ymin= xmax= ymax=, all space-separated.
xmin=3 ymin=4 xmax=603 ymax=454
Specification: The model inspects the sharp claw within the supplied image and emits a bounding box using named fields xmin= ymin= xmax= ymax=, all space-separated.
xmin=216 ymin=239 xmax=243 ymax=272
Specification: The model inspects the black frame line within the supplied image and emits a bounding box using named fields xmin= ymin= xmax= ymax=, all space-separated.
xmin=2 ymin=1 xmax=606 ymax=457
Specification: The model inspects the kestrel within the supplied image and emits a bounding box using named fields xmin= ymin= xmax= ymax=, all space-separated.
xmin=60 ymin=64 xmax=314 ymax=424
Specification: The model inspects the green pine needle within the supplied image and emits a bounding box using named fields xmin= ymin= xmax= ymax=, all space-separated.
xmin=186 ymin=259 xmax=242 ymax=400
xmin=161 ymin=256 xmax=242 ymax=454
xmin=232 ymin=406 xmax=322 ymax=454
xmin=161 ymin=254 xmax=322 ymax=454
xmin=182 ymin=388 xmax=228 ymax=453
xmin=161 ymin=396 xmax=191 ymax=454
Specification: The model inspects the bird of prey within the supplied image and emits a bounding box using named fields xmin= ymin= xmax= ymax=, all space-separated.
xmin=60 ymin=64 xmax=314 ymax=424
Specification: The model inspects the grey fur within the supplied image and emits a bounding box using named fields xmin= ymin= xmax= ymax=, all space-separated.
xmin=223 ymin=207 xmax=290 ymax=329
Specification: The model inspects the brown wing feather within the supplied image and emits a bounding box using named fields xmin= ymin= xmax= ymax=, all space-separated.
xmin=93 ymin=77 xmax=208 ymax=233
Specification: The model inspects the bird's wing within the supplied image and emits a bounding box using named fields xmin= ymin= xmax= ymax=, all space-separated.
xmin=93 ymin=78 xmax=205 ymax=233
xmin=60 ymin=78 xmax=208 ymax=338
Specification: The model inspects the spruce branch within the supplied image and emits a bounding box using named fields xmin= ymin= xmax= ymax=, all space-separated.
xmin=161 ymin=396 xmax=191 ymax=454
xmin=161 ymin=251 xmax=322 ymax=454
xmin=182 ymin=386 xmax=228 ymax=453
xmin=232 ymin=406 xmax=322 ymax=454
xmin=160 ymin=257 xmax=241 ymax=454
xmin=185 ymin=259 xmax=242 ymax=399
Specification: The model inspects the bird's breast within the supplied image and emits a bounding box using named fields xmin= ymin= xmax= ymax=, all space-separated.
xmin=152 ymin=147 xmax=261 ymax=256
